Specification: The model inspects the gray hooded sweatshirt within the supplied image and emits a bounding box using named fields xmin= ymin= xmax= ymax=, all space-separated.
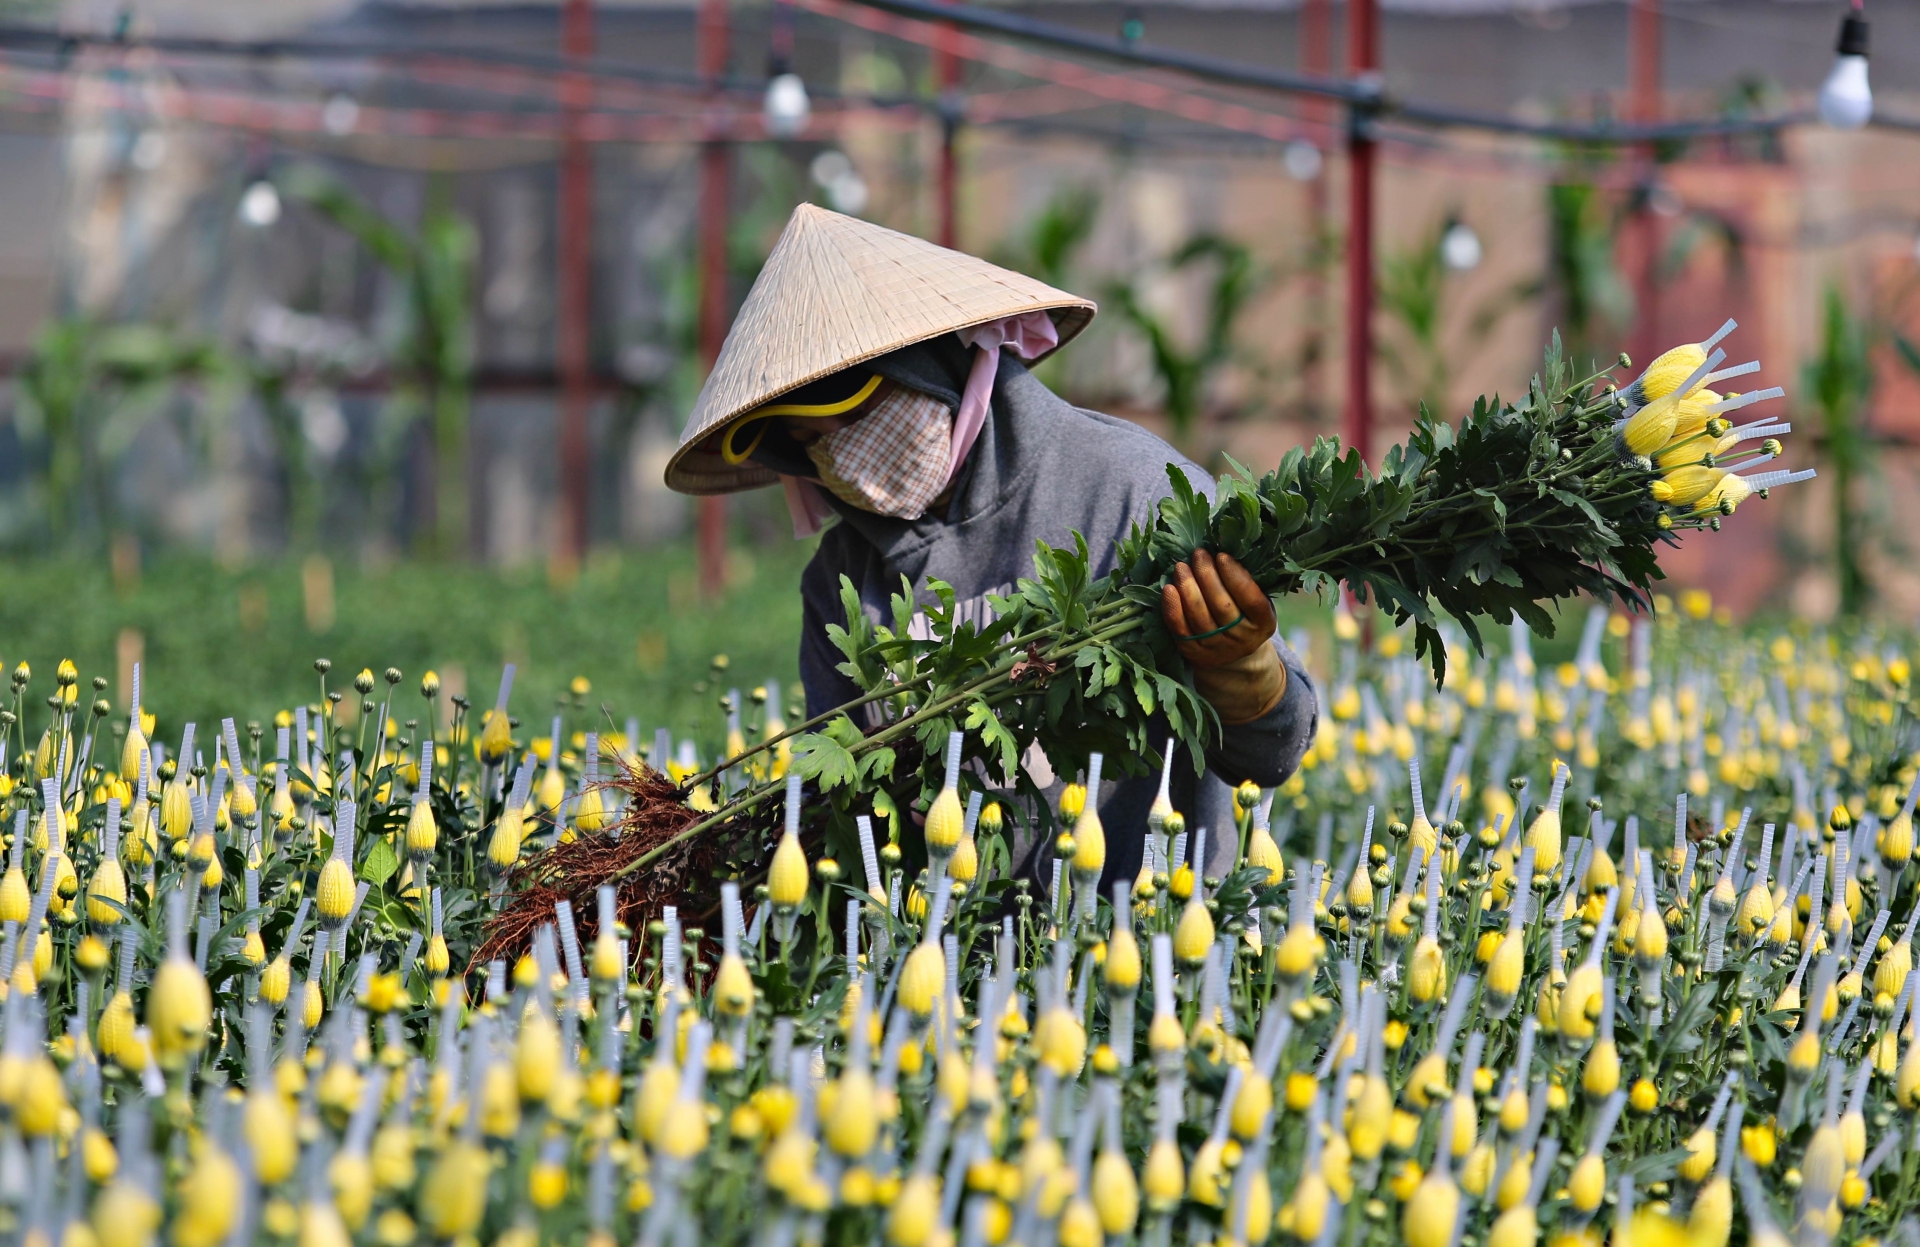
xmin=752 ymin=333 xmax=1318 ymax=893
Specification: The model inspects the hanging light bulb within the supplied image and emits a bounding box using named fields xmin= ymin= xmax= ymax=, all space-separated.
xmin=764 ymin=72 xmax=812 ymax=138
xmin=239 ymin=181 xmax=282 ymax=228
xmin=827 ymin=171 xmax=868 ymax=216
xmin=321 ymin=94 xmax=361 ymax=137
xmin=1818 ymin=3 xmax=1872 ymax=130
xmin=1282 ymin=139 xmax=1323 ymax=182
xmin=1440 ymin=220 xmax=1483 ymax=272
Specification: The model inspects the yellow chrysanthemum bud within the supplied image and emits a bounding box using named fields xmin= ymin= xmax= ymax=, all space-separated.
xmin=173 ymin=1145 xmax=242 ymax=1247
xmin=897 ymin=943 xmax=945 ymax=1020
xmin=0 ymin=867 xmax=30 ymax=926
xmin=1348 ymin=1075 xmax=1392 ymax=1160
xmin=1402 ymin=1168 xmax=1460 ymax=1247
xmin=768 ymin=830 xmax=809 ymax=908
xmin=1409 ymin=935 xmax=1447 ymax=1003
xmin=245 ymin=1089 xmax=298 ymax=1185
xmin=316 ymin=858 xmax=354 ymax=929
xmin=923 ymin=780 xmax=964 ymax=865
xmin=98 ymin=991 xmax=136 ymax=1064
xmin=87 ymin=860 xmax=127 ymax=926
xmin=1231 ymin=1073 xmax=1273 ymax=1141
xmin=1034 ymin=1006 xmax=1087 ymax=1077
xmin=404 ymin=798 xmax=437 ymax=858
xmin=92 ymin=1181 xmax=161 ymax=1247
xmin=949 ymin=830 xmax=978 ymax=884
xmin=1525 ymin=804 xmax=1561 ymax=876
xmin=478 ymin=709 xmax=513 ymax=767
xmin=516 ymin=1012 xmax=561 ymax=1104
xmin=1244 ymin=825 xmax=1282 ymax=885
xmin=1142 ymin=1138 xmax=1183 ymax=1211
xmin=160 ymin=779 xmax=193 ymax=844
xmin=15 ymin=1054 xmax=66 ymax=1135
xmin=528 ymin=1162 xmax=568 ymax=1211
xmin=1676 ymin=1127 xmax=1716 ymax=1183
xmin=82 ymin=1127 xmax=118 ymax=1184
xmin=1583 ymin=1040 xmax=1620 ymax=1100
xmin=1173 ymin=898 xmax=1214 ymax=966
xmin=1089 ymin=1147 xmax=1138 ymax=1235
xmin=147 ymin=954 xmax=211 ymax=1069
xmin=825 ymin=1068 xmax=878 ymax=1158
xmin=1488 ymin=1203 xmax=1540 ymax=1247
xmin=419 ymin=1141 xmax=491 ymax=1238
xmin=1104 ymin=927 xmax=1140 ymax=995
xmin=1557 ymin=963 xmax=1603 ymax=1041
xmin=488 ymin=805 xmax=524 ymax=871
xmin=1689 ymin=1176 xmax=1731 ymax=1247
xmin=260 ymin=958 xmax=291 ymax=1006
xmin=1567 ymin=1153 xmax=1605 ymax=1213
xmin=713 ymin=952 xmax=754 ymax=1017
xmin=424 ymin=935 xmax=450 ymax=979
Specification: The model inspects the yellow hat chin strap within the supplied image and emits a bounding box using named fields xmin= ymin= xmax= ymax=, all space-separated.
xmin=720 ymin=418 xmax=771 ymax=465
xmin=719 ymin=373 xmax=885 ymax=465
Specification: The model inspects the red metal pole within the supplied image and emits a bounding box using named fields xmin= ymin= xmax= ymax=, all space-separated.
xmin=1301 ymin=0 xmax=1331 ymax=427
xmin=697 ymin=0 xmax=732 ymax=598
xmin=558 ymin=0 xmax=594 ymax=561
xmin=1343 ymin=0 xmax=1378 ymax=465
xmin=935 ymin=25 xmax=960 ymax=249
xmin=1627 ymin=0 xmax=1661 ymax=369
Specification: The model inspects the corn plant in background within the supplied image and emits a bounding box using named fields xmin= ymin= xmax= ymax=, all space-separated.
xmin=281 ymin=166 xmax=478 ymax=559
xmin=1376 ymin=217 xmax=1538 ymax=421
xmin=11 ymin=319 xmax=225 ymax=549
xmin=1811 ymin=283 xmax=1877 ymax=620
xmin=1109 ymin=235 xmax=1265 ymax=445
xmin=1543 ymin=179 xmax=1632 ymax=370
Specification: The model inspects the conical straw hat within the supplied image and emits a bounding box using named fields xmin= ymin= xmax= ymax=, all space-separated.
xmin=667 ymin=204 xmax=1096 ymax=495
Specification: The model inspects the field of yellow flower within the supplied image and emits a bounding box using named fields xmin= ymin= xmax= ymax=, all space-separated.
xmin=0 ymin=589 xmax=1914 ymax=1247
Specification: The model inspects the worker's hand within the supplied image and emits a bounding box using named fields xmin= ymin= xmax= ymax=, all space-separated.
xmin=1160 ymin=549 xmax=1285 ymax=725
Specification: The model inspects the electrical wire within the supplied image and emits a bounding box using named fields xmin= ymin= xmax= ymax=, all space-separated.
xmin=834 ymin=0 xmax=1920 ymax=143
xmin=12 ymin=0 xmax=1914 ymax=149
xmin=0 ymin=0 xmax=1913 ymax=183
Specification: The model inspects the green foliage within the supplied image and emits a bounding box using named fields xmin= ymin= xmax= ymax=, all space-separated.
xmin=1377 ymin=217 xmax=1537 ymax=417
xmin=994 ymin=185 xmax=1101 ymax=293
xmin=1544 ymin=180 xmax=1631 ymax=365
xmin=12 ymin=319 xmax=225 ymax=546
xmin=1807 ymin=285 xmax=1873 ymax=616
xmin=1108 ymin=236 xmax=1263 ymax=441
xmin=281 ymin=166 xmax=478 ymax=557
xmin=1119 ymin=340 xmax=1663 ymax=675
xmin=0 ymin=542 xmax=802 ymax=746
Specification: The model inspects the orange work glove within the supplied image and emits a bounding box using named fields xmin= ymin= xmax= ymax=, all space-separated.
xmin=1159 ymin=549 xmax=1285 ymax=725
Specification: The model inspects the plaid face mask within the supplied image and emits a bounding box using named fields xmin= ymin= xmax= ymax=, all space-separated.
xmin=805 ymin=385 xmax=953 ymax=519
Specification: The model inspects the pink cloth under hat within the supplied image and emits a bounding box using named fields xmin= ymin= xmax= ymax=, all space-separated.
xmin=778 ymin=310 xmax=1062 ymax=538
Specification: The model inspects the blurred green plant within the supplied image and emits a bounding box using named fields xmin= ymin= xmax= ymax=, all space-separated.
xmin=12 ymin=319 xmax=224 ymax=547
xmin=1376 ymin=217 xmax=1537 ymax=417
xmin=1544 ymin=180 xmax=1632 ymax=366
xmin=992 ymin=185 xmax=1102 ymax=391
xmin=248 ymin=364 xmax=321 ymax=552
xmin=281 ymin=167 xmax=477 ymax=557
xmin=1806 ymin=283 xmax=1874 ymax=617
xmin=1654 ymin=202 xmax=1746 ymax=288
xmin=1108 ymin=235 xmax=1262 ymax=443
xmin=996 ymin=185 xmax=1101 ymax=292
